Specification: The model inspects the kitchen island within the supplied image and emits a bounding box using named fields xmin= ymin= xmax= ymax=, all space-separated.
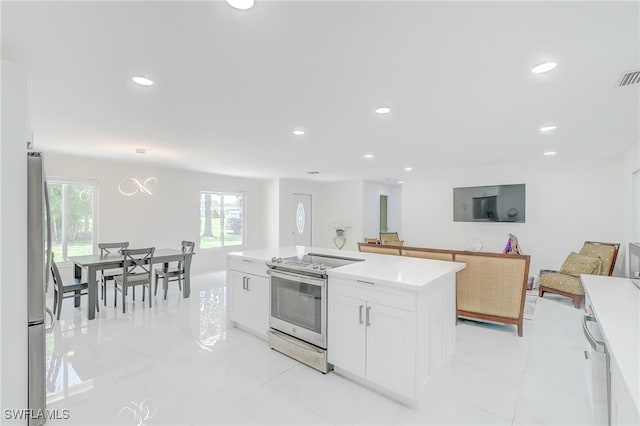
xmin=227 ymin=246 xmax=465 ymax=405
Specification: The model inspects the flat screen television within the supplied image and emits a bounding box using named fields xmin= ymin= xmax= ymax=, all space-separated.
xmin=453 ymin=184 xmax=526 ymax=223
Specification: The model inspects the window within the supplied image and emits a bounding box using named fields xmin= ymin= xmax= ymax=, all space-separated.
xmin=200 ymin=191 xmax=245 ymax=249
xmin=48 ymin=179 xmax=98 ymax=261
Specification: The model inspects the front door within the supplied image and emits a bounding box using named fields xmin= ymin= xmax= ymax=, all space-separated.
xmin=292 ymin=193 xmax=312 ymax=247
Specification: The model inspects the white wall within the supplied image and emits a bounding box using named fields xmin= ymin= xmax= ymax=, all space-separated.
xmin=44 ymin=152 xmax=271 ymax=273
xmin=363 ymin=181 xmax=402 ymax=240
xmin=1 ymin=60 xmax=29 ymax=423
xmin=276 ymin=178 xmax=364 ymax=252
xmin=316 ymin=180 xmax=364 ymax=252
xmin=402 ymin=155 xmax=626 ymax=276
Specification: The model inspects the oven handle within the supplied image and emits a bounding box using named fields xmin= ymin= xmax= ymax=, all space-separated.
xmin=583 ymin=314 xmax=605 ymax=353
xmin=267 ymin=268 xmax=327 ymax=287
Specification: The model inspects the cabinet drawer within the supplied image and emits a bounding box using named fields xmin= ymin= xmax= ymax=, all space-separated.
xmin=228 ymin=256 xmax=268 ymax=278
xmin=330 ymin=277 xmax=415 ymax=311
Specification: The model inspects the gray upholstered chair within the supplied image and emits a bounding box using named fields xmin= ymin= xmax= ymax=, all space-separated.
xmin=154 ymin=241 xmax=195 ymax=300
xmin=50 ymin=252 xmax=99 ymax=320
xmin=113 ymin=247 xmax=155 ymax=313
xmin=539 ymin=241 xmax=620 ymax=308
xmin=98 ymin=241 xmax=129 ymax=305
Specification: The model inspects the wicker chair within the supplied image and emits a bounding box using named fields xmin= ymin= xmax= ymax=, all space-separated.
xmin=539 ymin=241 xmax=620 ymax=308
xmin=379 ymin=232 xmax=404 ymax=246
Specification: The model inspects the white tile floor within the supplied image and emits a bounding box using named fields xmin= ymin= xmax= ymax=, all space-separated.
xmin=45 ymin=271 xmax=594 ymax=425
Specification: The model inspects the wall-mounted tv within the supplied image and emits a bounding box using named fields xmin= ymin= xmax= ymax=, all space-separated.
xmin=453 ymin=184 xmax=526 ymax=223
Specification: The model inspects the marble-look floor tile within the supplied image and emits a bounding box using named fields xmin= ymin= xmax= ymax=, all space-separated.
xmin=45 ymin=272 xmax=595 ymax=426
xmin=268 ymin=364 xmax=380 ymax=424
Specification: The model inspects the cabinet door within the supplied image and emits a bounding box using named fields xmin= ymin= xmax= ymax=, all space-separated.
xmin=229 ymin=270 xmax=251 ymax=327
xmin=366 ymin=302 xmax=416 ymax=399
xmin=610 ymin=359 xmax=640 ymax=426
xmin=328 ymin=293 xmax=366 ymax=377
xmin=246 ymin=274 xmax=270 ymax=337
xmin=429 ymin=284 xmax=444 ymax=372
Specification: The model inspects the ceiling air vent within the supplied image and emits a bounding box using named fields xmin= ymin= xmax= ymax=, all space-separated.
xmin=617 ymin=70 xmax=640 ymax=87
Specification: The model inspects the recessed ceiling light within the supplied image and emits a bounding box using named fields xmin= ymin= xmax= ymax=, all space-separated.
xmin=531 ymin=62 xmax=557 ymax=74
xmin=364 ymin=154 xmax=374 ymax=159
xmin=135 ymin=148 xmax=146 ymax=154
xmin=397 ymin=181 xmax=404 ymax=184
xmin=543 ymin=151 xmax=557 ymax=156
xmin=293 ymin=130 xmax=305 ymax=136
xmin=404 ymin=167 xmax=412 ymax=172
xmin=539 ymin=125 xmax=558 ymax=133
xmin=132 ymin=76 xmax=153 ymax=86
xmin=375 ymin=106 xmax=391 ymax=114
xmin=227 ymin=0 xmax=254 ymax=10
xmin=306 ymin=171 xmax=319 ymax=175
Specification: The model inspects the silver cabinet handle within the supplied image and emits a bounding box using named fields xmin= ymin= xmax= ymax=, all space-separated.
xmin=366 ymin=306 xmax=371 ymax=327
xmin=357 ymin=279 xmax=375 ymax=285
xmin=242 ymin=277 xmax=247 ymax=290
xmin=243 ymin=259 xmax=252 ymax=263
xmin=246 ymin=277 xmax=250 ymax=291
xmin=359 ymin=305 xmax=364 ymax=324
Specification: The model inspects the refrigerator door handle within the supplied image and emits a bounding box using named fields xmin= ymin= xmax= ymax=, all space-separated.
xmin=44 ymin=307 xmax=54 ymax=333
xmin=44 ymin=181 xmax=52 ymax=290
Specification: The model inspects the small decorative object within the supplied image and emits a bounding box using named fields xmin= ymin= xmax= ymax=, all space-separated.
xmin=328 ymin=221 xmax=351 ymax=250
xmin=503 ymin=233 xmax=523 ymax=255
xmin=466 ymin=238 xmax=483 ymax=252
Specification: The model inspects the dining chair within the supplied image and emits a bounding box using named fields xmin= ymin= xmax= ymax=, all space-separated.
xmin=113 ymin=247 xmax=155 ymax=313
xmin=154 ymin=240 xmax=195 ymax=300
xmin=50 ymin=252 xmax=99 ymax=320
xmin=98 ymin=241 xmax=129 ymax=306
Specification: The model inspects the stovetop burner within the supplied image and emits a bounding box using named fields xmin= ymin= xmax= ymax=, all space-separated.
xmin=266 ymin=252 xmax=364 ymax=275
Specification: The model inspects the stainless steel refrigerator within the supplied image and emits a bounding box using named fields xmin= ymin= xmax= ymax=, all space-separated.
xmin=27 ymin=151 xmax=51 ymax=426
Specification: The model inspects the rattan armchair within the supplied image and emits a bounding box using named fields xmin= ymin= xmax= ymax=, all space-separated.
xmin=379 ymin=232 xmax=404 ymax=246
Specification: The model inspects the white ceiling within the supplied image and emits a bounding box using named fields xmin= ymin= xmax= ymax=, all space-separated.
xmin=2 ymin=1 xmax=639 ymax=182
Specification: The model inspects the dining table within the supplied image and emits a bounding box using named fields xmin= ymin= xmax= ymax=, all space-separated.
xmin=69 ymin=248 xmax=194 ymax=320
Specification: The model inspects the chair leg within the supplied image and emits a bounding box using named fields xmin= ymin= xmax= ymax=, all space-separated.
xmin=142 ymin=285 xmax=145 ymax=302
xmin=74 ymin=290 xmax=81 ymax=308
xmin=114 ymin=284 xmax=118 ymax=308
xmin=133 ymin=286 xmax=135 ymax=300
xmin=573 ymin=295 xmax=582 ymax=309
xmin=56 ymin=293 xmax=62 ymax=320
xmin=154 ymin=274 xmax=159 ymax=296
xmin=178 ymin=278 xmax=182 ymax=291
xmin=148 ymin=285 xmax=152 ymax=308
xmin=52 ymin=289 xmax=58 ymax=315
xmin=122 ymin=286 xmax=126 ymax=314
xmin=538 ymin=286 xmax=545 ymax=297
xmin=164 ymin=278 xmax=168 ymax=300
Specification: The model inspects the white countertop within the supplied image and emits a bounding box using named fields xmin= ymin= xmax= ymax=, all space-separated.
xmin=228 ymin=246 xmax=465 ymax=292
xmin=582 ymin=275 xmax=640 ymax=414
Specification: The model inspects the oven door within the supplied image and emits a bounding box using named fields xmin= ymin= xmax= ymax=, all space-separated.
xmin=269 ymin=269 xmax=327 ymax=349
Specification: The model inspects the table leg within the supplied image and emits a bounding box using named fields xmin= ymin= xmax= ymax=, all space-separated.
xmin=87 ymin=266 xmax=97 ymax=320
xmin=163 ymin=262 xmax=169 ymax=298
xmin=73 ymin=264 xmax=82 ymax=307
xmin=183 ymin=255 xmax=192 ymax=298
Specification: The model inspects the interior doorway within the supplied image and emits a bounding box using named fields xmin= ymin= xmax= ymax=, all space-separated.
xmin=379 ymin=195 xmax=388 ymax=233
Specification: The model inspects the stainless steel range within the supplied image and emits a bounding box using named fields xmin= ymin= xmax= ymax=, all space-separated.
xmin=266 ymin=253 xmax=363 ymax=373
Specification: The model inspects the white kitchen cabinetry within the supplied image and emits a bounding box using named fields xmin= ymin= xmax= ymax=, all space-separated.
xmin=228 ymin=257 xmax=269 ymax=339
xmin=611 ymin=358 xmax=640 ymax=426
xmin=328 ymin=275 xmax=455 ymax=402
